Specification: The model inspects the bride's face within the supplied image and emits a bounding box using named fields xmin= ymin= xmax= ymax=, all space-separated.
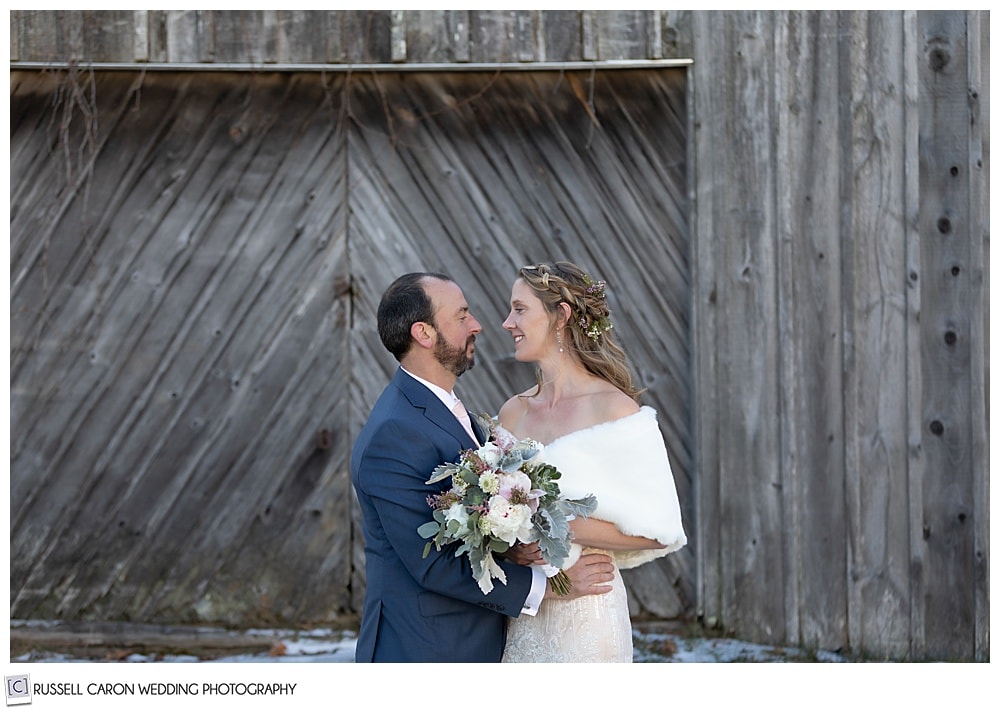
xmin=502 ymin=278 xmax=557 ymax=362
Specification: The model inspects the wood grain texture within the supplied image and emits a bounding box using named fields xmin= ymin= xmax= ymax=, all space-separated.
xmin=11 ymin=71 xmax=351 ymax=625
xmin=9 ymin=10 xmax=695 ymax=65
xmin=914 ymin=11 xmax=982 ymax=661
xmin=774 ymin=11 xmax=848 ymax=651
xmin=839 ymin=11 xmax=914 ymax=659
xmin=11 ymin=67 xmax=693 ymax=626
xmin=690 ymin=11 xmax=987 ymax=660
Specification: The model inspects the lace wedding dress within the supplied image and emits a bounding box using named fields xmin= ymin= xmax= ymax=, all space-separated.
xmin=502 ymin=407 xmax=687 ymax=663
xmin=502 ymin=544 xmax=635 ymax=662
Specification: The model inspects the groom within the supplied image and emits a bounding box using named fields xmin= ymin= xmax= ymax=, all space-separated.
xmin=350 ymin=272 xmax=614 ymax=662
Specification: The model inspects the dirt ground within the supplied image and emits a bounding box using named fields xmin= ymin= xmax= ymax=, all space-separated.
xmin=10 ymin=618 xmax=851 ymax=663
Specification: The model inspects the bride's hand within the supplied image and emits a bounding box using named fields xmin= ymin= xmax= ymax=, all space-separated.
xmin=502 ymin=542 xmax=546 ymax=566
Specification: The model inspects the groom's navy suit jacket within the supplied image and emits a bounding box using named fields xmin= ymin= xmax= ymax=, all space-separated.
xmin=350 ymin=368 xmax=534 ymax=662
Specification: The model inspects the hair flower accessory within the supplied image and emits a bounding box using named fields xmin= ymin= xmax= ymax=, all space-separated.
xmin=577 ymin=276 xmax=614 ymax=341
xmin=585 ymin=279 xmax=607 ymax=300
xmin=579 ymin=314 xmax=613 ymax=341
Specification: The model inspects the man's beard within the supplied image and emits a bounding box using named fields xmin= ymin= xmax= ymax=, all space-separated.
xmin=435 ymin=335 xmax=475 ymax=377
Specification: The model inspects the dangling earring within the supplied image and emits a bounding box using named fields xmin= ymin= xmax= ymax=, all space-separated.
xmin=556 ymin=329 xmax=564 ymax=353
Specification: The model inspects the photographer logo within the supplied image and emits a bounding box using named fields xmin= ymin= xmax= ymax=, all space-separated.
xmin=5 ymin=675 xmax=31 ymax=706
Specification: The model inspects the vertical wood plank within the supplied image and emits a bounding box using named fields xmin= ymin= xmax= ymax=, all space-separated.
xmin=341 ymin=11 xmax=367 ymax=62
xmin=133 ymin=10 xmax=148 ymax=62
xmin=968 ymin=10 xmax=990 ymax=663
xmin=721 ymin=10 xmax=784 ymax=645
xmin=326 ymin=12 xmax=344 ymax=63
xmin=901 ymin=9 xmax=926 ymax=662
xmin=261 ymin=10 xmax=278 ymax=63
xmin=77 ymin=11 xmax=134 ymax=61
xmin=273 ymin=11 xmax=329 ymax=64
xmin=451 ymin=10 xmax=471 ymax=63
xmin=515 ymin=10 xmax=538 ymax=62
xmin=662 ymin=11 xmax=694 ymax=59
xmin=342 ymin=11 xmax=392 ymax=63
xmin=692 ymin=11 xmax=786 ymax=644
xmin=841 ymin=11 xmax=913 ymax=659
xmin=541 ymin=10 xmax=581 ymax=62
xmin=391 ymin=9 xmax=406 ymax=62
xmin=916 ymin=10 xmax=979 ymax=661
xmin=582 ymin=10 xmax=598 ymax=60
xmin=468 ymin=10 xmax=518 ymax=62
xmin=594 ymin=10 xmax=652 ymax=60
xmin=164 ymin=11 xmax=206 ymax=63
xmin=402 ymin=10 xmax=470 ymax=63
xmin=13 ymin=11 xmax=82 ymax=61
xmin=146 ymin=11 xmax=167 ymax=62
xmin=775 ymin=9 xmax=850 ymax=652
xmin=772 ymin=12 xmax=800 ymax=648
xmin=649 ymin=10 xmax=663 ymax=59
xmin=689 ymin=8 xmax=722 ymax=630
xmin=209 ymin=10 xmax=269 ymax=64
xmin=10 ymin=10 xmax=20 ymax=61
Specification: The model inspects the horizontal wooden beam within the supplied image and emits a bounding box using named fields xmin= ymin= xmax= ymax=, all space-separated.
xmin=10 ymin=58 xmax=693 ymax=73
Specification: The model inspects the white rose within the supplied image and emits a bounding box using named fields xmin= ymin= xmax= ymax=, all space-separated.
xmin=484 ymin=499 xmax=533 ymax=544
xmin=478 ymin=442 xmax=502 ymax=467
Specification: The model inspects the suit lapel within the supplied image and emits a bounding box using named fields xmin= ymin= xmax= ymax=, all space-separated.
xmin=393 ymin=368 xmax=476 ymax=446
xmin=470 ymin=415 xmax=486 ymax=446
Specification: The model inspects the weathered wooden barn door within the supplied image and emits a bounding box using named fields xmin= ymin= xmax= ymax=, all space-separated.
xmin=11 ymin=66 xmax=691 ymax=625
xmin=344 ymin=69 xmax=693 ymax=619
xmin=11 ymin=70 xmax=354 ymax=624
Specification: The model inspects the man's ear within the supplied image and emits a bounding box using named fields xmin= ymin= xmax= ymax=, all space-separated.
xmin=410 ymin=321 xmax=435 ymax=349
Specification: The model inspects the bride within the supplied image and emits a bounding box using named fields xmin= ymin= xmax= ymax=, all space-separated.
xmin=497 ymin=261 xmax=687 ymax=663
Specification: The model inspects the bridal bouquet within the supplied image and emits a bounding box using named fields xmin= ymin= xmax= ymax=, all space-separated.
xmin=418 ymin=421 xmax=597 ymax=595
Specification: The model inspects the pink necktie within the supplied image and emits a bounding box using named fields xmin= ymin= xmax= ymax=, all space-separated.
xmin=451 ymin=399 xmax=478 ymax=444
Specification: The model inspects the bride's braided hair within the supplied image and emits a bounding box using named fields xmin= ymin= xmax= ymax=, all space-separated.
xmin=518 ymin=261 xmax=643 ymax=400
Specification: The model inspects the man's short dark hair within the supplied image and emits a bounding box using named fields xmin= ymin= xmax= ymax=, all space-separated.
xmin=377 ymin=272 xmax=453 ymax=361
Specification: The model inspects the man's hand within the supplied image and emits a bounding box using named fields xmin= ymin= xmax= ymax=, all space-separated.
xmin=502 ymin=541 xmax=546 ymax=566
xmin=544 ymin=553 xmax=614 ymax=600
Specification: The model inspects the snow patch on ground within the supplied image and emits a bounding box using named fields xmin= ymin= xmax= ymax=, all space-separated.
xmin=13 ymin=622 xmax=849 ymax=663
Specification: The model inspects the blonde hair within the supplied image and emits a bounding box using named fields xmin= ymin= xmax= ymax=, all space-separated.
xmin=518 ymin=261 xmax=643 ymax=400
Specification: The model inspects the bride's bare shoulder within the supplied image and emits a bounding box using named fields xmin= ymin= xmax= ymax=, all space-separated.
xmin=587 ymin=386 xmax=641 ymax=423
xmin=498 ymin=388 xmax=536 ymax=429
